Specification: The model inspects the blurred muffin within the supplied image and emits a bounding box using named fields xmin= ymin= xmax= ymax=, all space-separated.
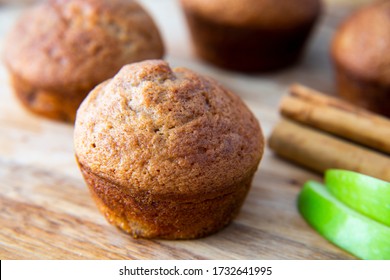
xmin=180 ymin=0 xmax=322 ymax=72
xmin=3 ymin=0 xmax=164 ymax=122
xmin=332 ymin=1 xmax=390 ymax=117
xmin=74 ymin=60 xmax=264 ymax=239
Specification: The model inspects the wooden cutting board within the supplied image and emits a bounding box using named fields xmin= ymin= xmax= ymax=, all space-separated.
xmin=0 ymin=0 xmax=371 ymax=259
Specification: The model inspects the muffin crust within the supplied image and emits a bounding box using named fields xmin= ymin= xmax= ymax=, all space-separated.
xmin=180 ymin=0 xmax=322 ymax=72
xmin=74 ymin=60 xmax=264 ymax=238
xmin=3 ymin=0 xmax=164 ymax=122
xmin=332 ymin=1 xmax=390 ymax=116
xmin=181 ymin=0 xmax=321 ymax=28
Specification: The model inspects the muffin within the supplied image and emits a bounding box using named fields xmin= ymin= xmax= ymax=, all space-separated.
xmin=332 ymin=1 xmax=390 ymax=117
xmin=74 ymin=60 xmax=264 ymax=239
xmin=180 ymin=0 xmax=322 ymax=72
xmin=3 ymin=0 xmax=164 ymax=122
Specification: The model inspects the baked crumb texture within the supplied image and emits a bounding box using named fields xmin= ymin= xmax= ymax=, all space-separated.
xmin=180 ymin=0 xmax=322 ymax=72
xmin=74 ymin=60 xmax=264 ymax=239
xmin=332 ymin=1 xmax=390 ymax=117
xmin=3 ymin=0 xmax=164 ymax=122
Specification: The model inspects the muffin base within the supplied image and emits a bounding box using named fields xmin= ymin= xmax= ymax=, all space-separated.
xmin=335 ymin=66 xmax=390 ymax=118
xmin=183 ymin=9 xmax=318 ymax=72
xmin=10 ymin=73 xmax=88 ymax=123
xmin=78 ymin=161 xmax=254 ymax=239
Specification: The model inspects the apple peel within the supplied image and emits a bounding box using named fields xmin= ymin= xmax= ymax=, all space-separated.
xmin=325 ymin=169 xmax=390 ymax=227
xmin=298 ymin=181 xmax=390 ymax=260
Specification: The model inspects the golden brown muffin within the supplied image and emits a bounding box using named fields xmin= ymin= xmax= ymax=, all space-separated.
xmin=74 ymin=60 xmax=264 ymax=239
xmin=332 ymin=1 xmax=390 ymax=117
xmin=3 ymin=0 xmax=164 ymax=122
xmin=180 ymin=0 xmax=322 ymax=72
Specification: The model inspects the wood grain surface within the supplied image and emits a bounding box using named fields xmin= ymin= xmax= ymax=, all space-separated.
xmin=0 ymin=0 xmax=373 ymax=259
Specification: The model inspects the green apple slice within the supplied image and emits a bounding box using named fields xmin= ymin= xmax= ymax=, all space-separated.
xmin=298 ymin=181 xmax=390 ymax=260
xmin=325 ymin=169 xmax=390 ymax=227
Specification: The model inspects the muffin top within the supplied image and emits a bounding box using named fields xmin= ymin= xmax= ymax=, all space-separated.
xmin=180 ymin=0 xmax=322 ymax=29
xmin=332 ymin=1 xmax=390 ymax=85
xmin=74 ymin=60 xmax=263 ymax=199
xmin=3 ymin=0 xmax=164 ymax=93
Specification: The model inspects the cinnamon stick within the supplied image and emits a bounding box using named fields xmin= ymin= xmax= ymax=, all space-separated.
xmin=281 ymin=84 xmax=390 ymax=154
xmin=268 ymin=119 xmax=390 ymax=182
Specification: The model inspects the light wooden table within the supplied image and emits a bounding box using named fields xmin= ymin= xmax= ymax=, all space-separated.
xmin=0 ymin=0 xmax=372 ymax=259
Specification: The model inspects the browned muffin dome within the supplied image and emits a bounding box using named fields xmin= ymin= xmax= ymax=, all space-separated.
xmin=332 ymin=0 xmax=390 ymax=117
xmin=180 ymin=0 xmax=322 ymax=72
xmin=74 ymin=60 xmax=264 ymax=239
xmin=3 ymin=0 xmax=164 ymax=122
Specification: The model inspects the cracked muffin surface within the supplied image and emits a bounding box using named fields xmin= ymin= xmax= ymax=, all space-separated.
xmin=3 ymin=0 xmax=164 ymax=122
xmin=74 ymin=60 xmax=264 ymax=239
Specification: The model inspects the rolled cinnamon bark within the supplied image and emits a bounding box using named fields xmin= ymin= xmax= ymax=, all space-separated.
xmin=281 ymin=84 xmax=390 ymax=154
xmin=269 ymin=119 xmax=390 ymax=181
